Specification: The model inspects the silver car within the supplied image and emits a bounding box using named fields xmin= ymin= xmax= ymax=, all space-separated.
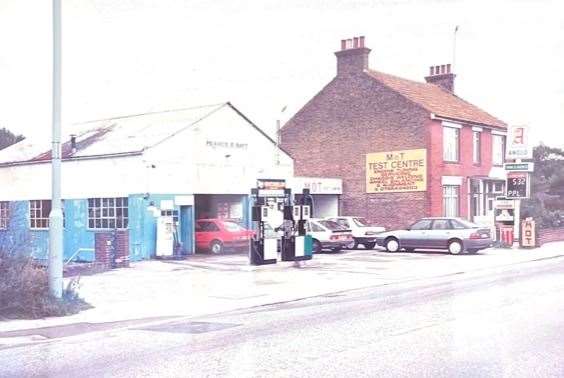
xmin=374 ymin=217 xmax=493 ymax=255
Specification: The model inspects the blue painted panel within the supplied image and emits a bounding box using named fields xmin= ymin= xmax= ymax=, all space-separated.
xmin=179 ymin=205 xmax=194 ymax=255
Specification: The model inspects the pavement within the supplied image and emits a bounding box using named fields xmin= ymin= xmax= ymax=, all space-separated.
xmin=1 ymin=242 xmax=563 ymax=342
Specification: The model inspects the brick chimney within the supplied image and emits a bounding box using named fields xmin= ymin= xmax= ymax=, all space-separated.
xmin=425 ymin=64 xmax=456 ymax=92
xmin=335 ymin=36 xmax=371 ymax=76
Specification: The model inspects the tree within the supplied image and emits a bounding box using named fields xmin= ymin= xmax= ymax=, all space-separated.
xmin=0 ymin=127 xmax=24 ymax=150
xmin=521 ymin=145 xmax=564 ymax=227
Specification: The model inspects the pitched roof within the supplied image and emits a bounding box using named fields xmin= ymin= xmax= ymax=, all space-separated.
xmin=365 ymin=70 xmax=506 ymax=128
xmin=0 ymin=103 xmax=227 ymax=165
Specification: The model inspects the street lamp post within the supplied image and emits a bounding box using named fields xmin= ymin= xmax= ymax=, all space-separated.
xmin=48 ymin=0 xmax=64 ymax=298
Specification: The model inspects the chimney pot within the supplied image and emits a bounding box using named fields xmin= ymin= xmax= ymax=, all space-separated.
xmin=429 ymin=66 xmax=434 ymax=75
xmin=347 ymin=39 xmax=353 ymax=48
xmin=341 ymin=39 xmax=346 ymax=50
xmin=447 ymin=63 xmax=451 ymax=73
xmin=435 ymin=65 xmax=440 ymax=75
xmin=441 ymin=65 xmax=446 ymax=74
xmin=353 ymin=37 xmax=359 ymax=48
xmin=359 ymin=36 xmax=365 ymax=47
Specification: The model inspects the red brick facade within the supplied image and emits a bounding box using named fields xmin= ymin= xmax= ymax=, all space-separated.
xmin=281 ymin=37 xmax=507 ymax=230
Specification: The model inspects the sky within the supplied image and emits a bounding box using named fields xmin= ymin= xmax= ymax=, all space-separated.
xmin=0 ymin=0 xmax=563 ymax=148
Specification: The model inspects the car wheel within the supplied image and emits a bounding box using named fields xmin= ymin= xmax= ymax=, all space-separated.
xmin=448 ymin=239 xmax=463 ymax=255
xmin=363 ymin=242 xmax=376 ymax=250
xmin=210 ymin=240 xmax=223 ymax=254
xmin=385 ymin=237 xmax=400 ymax=253
xmin=312 ymin=239 xmax=322 ymax=254
xmin=352 ymin=241 xmax=360 ymax=249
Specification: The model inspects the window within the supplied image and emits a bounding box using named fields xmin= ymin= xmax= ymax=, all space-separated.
xmin=443 ymin=185 xmax=460 ymax=217
xmin=353 ymin=217 xmax=371 ymax=227
xmin=310 ymin=221 xmax=326 ymax=232
xmin=410 ymin=219 xmax=432 ymax=230
xmin=196 ymin=221 xmax=219 ymax=232
xmin=492 ymin=134 xmax=506 ymax=166
xmin=472 ymin=131 xmax=481 ymax=164
xmin=432 ymin=219 xmax=452 ymax=230
xmin=0 ymin=201 xmax=9 ymax=229
xmin=443 ymin=126 xmax=459 ymax=162
xmin=30 ymin=200 xmax=51 ymax=229
xmin=88 ymin=197 xmax=128 ymax=229
xmin=334 ymin=218 xmax=350 ymax=228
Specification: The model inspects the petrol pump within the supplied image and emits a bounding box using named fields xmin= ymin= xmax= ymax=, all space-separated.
xmin=280 ymin=189 xmax=314 ymax=261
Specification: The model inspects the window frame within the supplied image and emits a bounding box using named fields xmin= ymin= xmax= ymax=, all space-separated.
xmin=492 ymin=134 xmax=506 ymax=166
xmin=443 ymin=126 xmax=460 ymax=163
xmin=472 ymin=131 xmax=481 ymax=165
xmin=0 ymin=201 xmax=9 ymax=229
xmin=29 ymin=199 xmax=52 ymax=230
xmin=442 ymin=185 xmax=460 ymax=217
xmin=87 ymin=197 xmax=129 ymax=230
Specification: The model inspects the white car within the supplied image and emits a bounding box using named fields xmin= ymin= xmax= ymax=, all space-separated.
xmin=327 ymin=216 xmax=386 ymax=249
xmin=305 ymin=218 xmax=354 ymax=253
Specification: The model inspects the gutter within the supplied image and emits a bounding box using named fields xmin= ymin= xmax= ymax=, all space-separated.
xmin=430 ymin=113 xmax=507 ymax=130
xmin=0 ymin=150 xmax=144 ymax=168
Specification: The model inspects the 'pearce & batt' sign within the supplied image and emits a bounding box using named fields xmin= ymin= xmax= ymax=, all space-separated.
xmin=366 ymin=149 xmax=427 ymax=193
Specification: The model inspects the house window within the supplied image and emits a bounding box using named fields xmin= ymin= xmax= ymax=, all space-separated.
xmin=30 ymin=200 xmax=51 ymax=229
xmin=88 ymin=197 xmax=128 ymax=229
xmin=492 ymin=134 xmax=506 ymax=166
xmin=443 ymin=185 xmax=460 ymax=217
xmin=472 ymin=131 xmax=481 ymax=164
xmin=0 ymin=201 xmax=9 ymax=229
xmin=443 ymin=126 xmax=459 ymax=162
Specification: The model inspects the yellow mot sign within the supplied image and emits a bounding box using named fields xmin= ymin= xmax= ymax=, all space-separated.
xmin=366 ymin=149 xmax=427 ymax=193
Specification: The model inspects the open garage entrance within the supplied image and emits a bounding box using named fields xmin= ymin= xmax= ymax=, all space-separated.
xmin=193 ymin=194 xmax=251 ymax=255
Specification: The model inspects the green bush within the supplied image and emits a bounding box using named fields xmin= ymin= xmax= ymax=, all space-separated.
xmin=0 ymin=251 xmax=91 ymax=319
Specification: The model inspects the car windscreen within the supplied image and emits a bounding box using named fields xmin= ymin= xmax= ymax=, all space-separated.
xmin=353 ymin=217 xmax=371 ymax=227
xmin=223 ymin=221 xmax=244 ymax=232
xmin=318 ymin=220 xmax=348 ymax=231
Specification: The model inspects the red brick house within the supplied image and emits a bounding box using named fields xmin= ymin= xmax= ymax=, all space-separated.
xmin=281 ymin=36 xmax=508 ymax=229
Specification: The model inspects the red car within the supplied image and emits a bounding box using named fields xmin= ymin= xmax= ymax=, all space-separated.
xmin=195 ymin=219 xmax=254 ymax=254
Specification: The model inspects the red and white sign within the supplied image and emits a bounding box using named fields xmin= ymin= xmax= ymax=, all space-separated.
xmin=506 ymin=125 xmax=532 ymax=160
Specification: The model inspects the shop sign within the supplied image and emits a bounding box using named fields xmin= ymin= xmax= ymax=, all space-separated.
xmin=366 ymin=149 xmax=427 ymax=193
xmin=494 ymin=198 xmax=515 ymax=210
xmin=506 ymin=172 xmax=529 ymax=199
xmin=206 ymin=140 xmax=249 ymax=150
xmin=504 ymin=162 xmax=534 ymax=172
xmin=506 ymin=125 xmax=532 ymax=160
xmin=495 ymin=209 xmax=514 ymax=222
xmin=291 ymin=177 xmax=342 ymax=195
xmin=257 ymin=179 xmax=286 ymax=197
xmin=521 ymin=218 xmax=536 ymax=247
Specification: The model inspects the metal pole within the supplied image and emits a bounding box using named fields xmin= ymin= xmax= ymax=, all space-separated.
xmin=49 ymin=0 xmax=64 ymax=299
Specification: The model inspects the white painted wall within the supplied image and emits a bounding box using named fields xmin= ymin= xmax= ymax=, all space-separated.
xmin=144 ymin=104 xmax=294 ymax=194
xmin=0 ymin=155 xmax=145 ymax=200
xmin=0 ymin=104 xmax=294 ymax=200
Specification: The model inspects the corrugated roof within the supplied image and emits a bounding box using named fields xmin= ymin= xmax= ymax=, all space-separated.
xmin=0 ymin=103 xmax=227 ymax=165
xmin=365 ymin=70 xmax=506 ymax=128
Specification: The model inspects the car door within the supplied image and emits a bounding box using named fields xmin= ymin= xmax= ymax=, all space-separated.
xmin=195 ymin=221 xmax=219 ymax=249
xmin=403 ymin=219 xmax=433 ymax=248
xmin=427 ymin=219 xmax=453 ymax=249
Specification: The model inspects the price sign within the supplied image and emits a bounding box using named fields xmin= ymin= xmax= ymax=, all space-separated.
xmin=506 ymin=172 xmax=529 ymax=199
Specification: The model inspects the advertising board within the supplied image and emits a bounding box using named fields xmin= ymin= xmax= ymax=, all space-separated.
xmin=366 ymin=149 xmax=427 ymax=193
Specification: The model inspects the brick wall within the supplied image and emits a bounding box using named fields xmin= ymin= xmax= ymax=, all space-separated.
xmin=427 ymin=120 xmax=497 ymax=218
xmin=94 ymin=231 xmax=130 ymax=268
xmin=538 ymin=228 xmax=564 ymax=246
xmin=281 ymin=72 xmax=430 ymax=230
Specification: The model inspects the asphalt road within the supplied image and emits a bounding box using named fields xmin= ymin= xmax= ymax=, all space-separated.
xmin=2 ymin=256 xmax=564 ymax=378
